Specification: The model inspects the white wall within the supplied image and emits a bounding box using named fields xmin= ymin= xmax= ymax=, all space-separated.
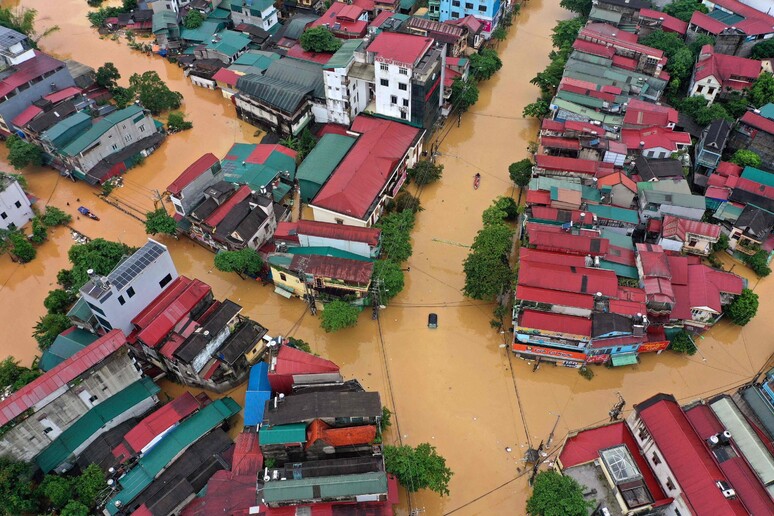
xmin=374 ymin=59 xmax=412 ymax=122
xmin=299 ymin=233 xmax=372 ymax=257
xmin=311 ymin=205 xmax=369 ymax=227
xmin=0 ymin=178 xmax=33 ymax=230
xmin=690 ymin=75 xmax=720 ymax=105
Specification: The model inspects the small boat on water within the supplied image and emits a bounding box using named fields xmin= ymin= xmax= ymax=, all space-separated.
xmin=78 ymin=206 xmax=100 ymax=221
xmin=473 ymin=173 xmax=481 ymax=190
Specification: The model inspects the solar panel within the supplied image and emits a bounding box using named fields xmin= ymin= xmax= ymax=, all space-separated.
xmin=109 ymin=241 xmax=165 ymax=291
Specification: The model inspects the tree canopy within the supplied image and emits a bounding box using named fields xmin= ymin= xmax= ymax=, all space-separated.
xmin=670 ymin=330 xmax=697 ymax=355
xmin=5 ymin=135 xmax=43 ymax=170
xmin=280 ymin=128 xmax=317 ymax=161
xmin=559 ymin=0 xmax=591 ymax=17
xmin=0 ymin=6 xmax=58 ymax=46
xmin=129 ymin=71 xmax=183 ymax=115
xmin=44 ymin=289 xmax=76 ymax=314
xmin=526 ymin=470 xmax=593 ymax=516
xmin=214 ymin=248 xmax=264 ymax=278
xmin=551 ymin=17 xmax=583 ymax=49
xmin=384 ymin=443 xmax=453 ymax=496
xmin=749 ymin=72 xmax=774 ymax=108
xmin=0 ymin=357 xmax=41 ymax=393
xmin=509 ymin=159 xmax=533 ymax=187
xmin=482 ymin=196 xmax=518 ymax=226
xmin=299 ymin=27 xmax=342 ymax=53
xmin=0 ymin=458 xmax=38 ymax=515
xmin=373 ymin=259 xmax=405 ymax=302
xmin=743 ymin=250 xmax=771 ymax=277
xmin=726 ymin=288 xmax=759 ymax=326
xmin=33 ymin=313 xmax=71 ymax=350
xmin=408 ymin=161 xmax=443 ymax=186
xmin=522 ymin=99 xmax=550 ymax=119
xmin=66 ymin=239 xmax=134 ymax=290
xmin=664 ymin=0 xmax=709 ymax=22
xmin=450 ymin=78 xmax=479 ymax=112
xmin=751 ymin=39 xmax=774 ymax=60
xmin=75 ymin=464 xmax=106 ymax=508
xmin=167 ymin=111 xmax=193 ymax=132
xmin=9 ymin=232 xmax=35 ymax=263
xmin=320 ymin=300 xmax=360 ymax=332
xmin=376 ymin=210 xmax=415 ymax=264
xmin=463 ymin=220 xmax=514 ymax=300
xmin=184 ymin=9 xmax=204 ymax=29
xmin=730 ymin=149 xmax=762 ymax=168
xmin=144 ymin=208 xmax=178 ymax=235
xmin=41 ymin=206 xmax=72 ymax=227
xmin=470 ymin=48 xmax=503 ymax=81
xmin=95 ymin=62 xmax=120 ymax=90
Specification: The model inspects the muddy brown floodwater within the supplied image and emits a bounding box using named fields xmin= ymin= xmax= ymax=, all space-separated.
xmin=1 ymin=0 xmax=773 ymax=513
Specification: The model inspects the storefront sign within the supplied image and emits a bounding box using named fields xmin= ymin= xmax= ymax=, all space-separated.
xmin=586 ymin=354 xmax=610 ymax=364
xmin=638 ymin=340 xmax=669 ymax=353
xmin=512 ymin=343 xmax=585 ymax=361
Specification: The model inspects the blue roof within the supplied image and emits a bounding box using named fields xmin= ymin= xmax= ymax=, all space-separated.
xmin=244 ymin=362 xmax=271 ymax=427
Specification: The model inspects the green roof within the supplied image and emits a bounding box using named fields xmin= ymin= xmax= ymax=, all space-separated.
xmin=259 ymin=422 xmax=308 ymax=444
xmin=221 ymin=143 xmax=297 ymax=191
xmin=229 ymin=0 xmax=274 ymax=14
xmin=399 ymin=0 xmax=417 ymax=9
xmin=551 ymin=98 xmax=624 ymax=125
xmin=234 ymin=50 xmax=281 ymax=70
xmin=287 ymin=246 xmax=372 ymax=261
xmin=67 ymin=297 xmax=94 ymax=321
xmin=741 ymin=166 xmax=774 ymax=188
xmin=759 ymin=103 xmax=774 ymax=120
xmin=599 ymin=260 xmax=639 ymax=279
xmin=60 ymin=105 xmax=145 ymax=156
xmin=181 ymin=20 xmax=226 ymax=43
xmin=324 ymin=39 xmax=363 ymax=70
xmin=297 ymin=133 xmax=356 ymax=202
xmin=263 ymin=472 xmax=388 ymax=503
xmin=272 ymin=181 xmax=292 ymax=202
xmin=611 ymin=353 xmax=638 ymax=367
xmin=41 ymin=112 xmax=92 ymax=149
xmin=586 ymin=204 xmax=639 ymax=224
xmin=39 ymin=328 xmax=98 ymax=372
xmin=714 ymin=202 xmax=743 ymax=223
xmin=207 ymin=7 xmax=232 ymax=20
xmin=589 ymin=5 xmax=622 ymax=23
xmin=581 ymin=186 xmax=601 ymax=203
xmin=529 ymin=176 xmax=582 ymax=192
xmin=152 ymin=10 xmax=178 ymax=34
xmin=206 ymin=30 xmax=251 ymax=57
xmin=35 ymin=377 xmax=160 ymax=473
xmin=600 ymin=228 xmax=635 ymax=249
xmin=106 ymin=397 xmax=241 ymax=514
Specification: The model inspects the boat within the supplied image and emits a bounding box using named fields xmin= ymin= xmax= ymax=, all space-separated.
xmin=473 ymin=173 xmax=481 ymax=190
xmin=77 ymin=206 xmax=100 ymax=221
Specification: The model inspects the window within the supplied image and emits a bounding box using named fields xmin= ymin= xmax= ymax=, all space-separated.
xmin=380 ymin=63 xmax=388 ymax=71
xmin=14 ymin=201 xmax=21 ymax=208
xmin=465 ymin=2 xmax=473 ymax=8
xmin=95 ymin=315 xmax=112 ymax=330
xmin=451 ymin=10 xmax=460 ymax=17
xmin=127 ymin=287 xmax=135 ymax=298
xmin=400 ymin=111 xmax=407 ymax=119
xmin=159 ymin=273 xmax=173 ymax=288
xmin=399 ymin=67 xmax=408 ymax=75
xmin=707 ymin=87 xmax=715 ymax=95
xmin=279 ymin=273 xmax=287 ymax=281
xmin=335 ymin=218 xmax=344 ymax=224
xmin=87 ymin=302 xmax=106 ymax=316
xmin=403 ymin=98 xmax=409 ymax=107
xmin=380 ymin=78 xmax=389 ymax=87
xmin=88 ymin=395 xmax=99 ymax=403
xmin=124 ymin=134 xmax=132 ymax=143
xmin=0 ymin=212 xmax=6 ymax=220
xmin=43 ymin=427 xmax=53 ymax=434
xmin=117 ymin=295 xmax=125 ymax=306
xmin=479 ymin=4 xmax=486 ymax=11
xmin=637 ymin=425 xmax=650 ymax=441
xmin=651 ymin=451 xmax=661 ymax=465
xmin=696 ymin=85 xmax=704 ymax=93
xmin=452 ymin=0 xmax=460 ymax=5
xmin=111 ymin=144 xmax=118 ymax=151
xmin=139 ymin=125 xmax=145 ymax=133
xmin=391 ymin=95 xmax=398 ymax=104
xmin=666 ymin=478 xmax=675 ymax=491
xmin=398 ymin=83 xmax=407 ymax=91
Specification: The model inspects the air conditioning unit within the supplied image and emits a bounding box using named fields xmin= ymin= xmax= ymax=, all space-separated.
xmin=722 ymin=489 xmax=736 ymax=499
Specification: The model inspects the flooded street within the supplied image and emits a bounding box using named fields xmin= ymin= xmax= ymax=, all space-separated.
xmin=1 ymin=0 xmax=773 ymax=513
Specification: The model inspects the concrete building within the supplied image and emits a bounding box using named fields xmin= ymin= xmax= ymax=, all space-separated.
xmin=686 ymin=0 xmax=774 ymax=58
xmin=71 ymin=239 xmax=179 ymax=335
xmin=227 ymin=0 xmax=279 ymax=32
xmin=322 ymin=39 xmax=369 ymax=127
xmin=0 ymin=172 xmax=33 ymax=230
xmin=728 ymin=108 xmax=774 ymax=170
xmin=167 ymin=153 xmax=223 ymax=217
xmin=192 ymin=30 xmax=251 ymax=65
xmin=437 ymin=0 xmax=502 ymax=36
xmin=0 ymin=26 xmax=36 ymax=69
xmin=659 ymin=215 xmax=722 ymax=256
xmin=637 ymin=181 xmax=706 ymax=222
xmin=275 ymin=219 xmax=382 ymax=258
xmin=695 ymin=119 xmax=732 ymax=177
xmin=268 ymin=253 xmax=374 ymax=301
xmin=688 ymin=46 xmax=761 ymax=105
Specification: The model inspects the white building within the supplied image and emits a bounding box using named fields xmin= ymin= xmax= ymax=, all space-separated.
xmin=228 ymin=0 xmax=279 ymax=32
xmin=323 ymin=39 xmax=371 ymax=127
xmin=0 ymin=173 xmax=33 ymax=230
xmin=0 ymin=27 xmax=35 ymax=69
xmin=77 ymin=239 xmax=179 ymax=335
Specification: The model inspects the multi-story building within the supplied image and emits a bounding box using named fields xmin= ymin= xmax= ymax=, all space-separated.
xmin=68 ymin=239 xmax=179 ymax=335
xmin=167 ymin=153 xmax=223 ymax=217
xmin=0 ymin=27 xmax=35 ymax=69
xmin=686 ymin=0 xmax=774 ymax=58
xmin=227 ymin=0 xmax=279 ymax=32
xmin=437 ymin=0 xmax=502 ymax=36
xmin=688 ymin=46 xmax=761 ymax=105
xmin=275 ymin=219 xmax=382 ymax=259
xmin=322 ymin=39 xmax=370 ymax=127
xmin=267 ymin=253 xmax=374 ymax=302
xmin=0 ymin=172 xmax=33 ymax=230
xmin=728 ymin=107 xmax=774 ymax=170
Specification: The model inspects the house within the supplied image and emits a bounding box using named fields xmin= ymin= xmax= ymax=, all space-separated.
xmin=525 ymin=223 xmax=610 ymax=257
xmin=0 ymin=331 xmax=155 ymax=470
xmin=621 ymin=126 xmax=692 ymax=159
xmin=0 ymin=51 xmax=76 ymax=135
xmin=533 ymin=154 xmax=615 ymax=181
xmin=296 ymin=133 xmax=356 ymax=201
xmin=694 ymin=119 xmax=732 ymax=177
xmin=310 ymin=115 xmax=423 ymax=227
xmin=728 ymin=205 xmax=774 ymax=256
xmin=267 ymin=344 xmax=342 ymax=395
xmin=38 ymin=327 xmax=98 ymax=371
xmin=309 ymin=2 xmax=369 ymax=39
xmin=634 ymin=156 xmax=684 ymax=182
xmin=622 ymin=99 xmax=677 ymax=130
xmin=446 ymin=15 xmax=484 ymax=50
xmin=576 ymin=23 xmax=667 ymax=78
xmin=597 ymin=171 xmax=637 ymax=208
xmin=442 ymin=56 xmax=470 ymax=106
xmin=167 ymin=153 xmax=223 ymax=217
xmin=275 ymin=219 xmax=382 ymax=258
xmin=0 ymin=26 xmax=35 ymax=68
xmin=689 ymin=46 xmax=761 ymax=105
xmin=637 ymin=180 xmax=706 ymax=222
xmin=0 ymin=172 xmax=33 ymax=230
xmin=220 ymin=142 xmax=297 ymax=201
xmin=637 ymin=8 xmax=688 ymax=37
xmin=728 ymin=108 xmax=774 ymax=169
xmin=590 ymin=0 xmax=649 ymax=27
xmin=193 ymin=30 xmax=252 ymax=64
xmin=270 ymin=14 xmax=318 ymax=50
xmin=405 ymin=16 xmax=466 ymax=57
xmin=526 ymin=176 xmax=601 ymax=210
xmin=322 ymin=39 xmax=370 ymax=127
xmin=152 ymin=9 xmax=182 ymax=50
xmin=368 ymin=31 xmax=443 ymax=129
xmin=235 ymin=58 xmax=325 ymax=137
xmin=437 ymin=0 xmax=502 ymax=37
xmin=686 ymin=0 xmax=774 ymax=58
xmin=262 ymin=470 xmax=389 ymax=507
xmin=227 ymin=0 xmax=279 ymax=32
xmin=268 ymin=253 xmax=374 ymax=301
xmin=262 ymin=390 xmax=382 ymax=427
xmin=659 ymin=215 xmax=721 ymax=255
xmin=69 ymin=239 xmax=178 ymax=335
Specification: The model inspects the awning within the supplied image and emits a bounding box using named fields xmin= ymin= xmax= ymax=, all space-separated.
xmin=611 ymin=353 xmax=638 ymax=367
xmin=274 ymin=286 xmax=293 ymax=298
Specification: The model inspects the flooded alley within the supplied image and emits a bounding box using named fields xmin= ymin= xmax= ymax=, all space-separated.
xmin=1 ymin=0 xmax=773 ymax=514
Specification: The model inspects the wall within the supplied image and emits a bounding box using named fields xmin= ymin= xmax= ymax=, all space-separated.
xmin=230 ymin=6 xmax=279 ymax=32
xmin=0 ymin=67 xmax=75 ymax=134
xmin=438 ymin=0 xmax=501 ymax=29
xmin=173 ymin=162 xmax=223 ymax=216
xmin=299 ymin=234 xmax=372 ymax=258
xmin=235 ymin=95 xmax=312 ymax=137
xmin=374 ymin=59 xmax=413 ymax=123
xmin=70 ymin=112 xmax=156 ymax=175
xmin=0 ymin=178 xmax=33 ymax=230
xmin=610 ymin=185 xmax=636 ymax=209
xmin=245 ymin=204 xmax=277 ymax=250
xmin=689 ymin=76 xmax=721 ymax=105
xmin=271 ymin=265 xmax=307 ymax=296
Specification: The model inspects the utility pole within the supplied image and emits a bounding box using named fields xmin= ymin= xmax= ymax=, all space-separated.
xmin=298 ymin=267 xmax=317 ymax=316
xmin=371 ymin=278 xmax=383 ymax=320
xmin=609 ymin=392 xmax=626 ymax=422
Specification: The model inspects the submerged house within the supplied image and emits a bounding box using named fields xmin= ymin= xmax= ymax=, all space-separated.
xmin=268 ymin=253 xmax=374 ymax=301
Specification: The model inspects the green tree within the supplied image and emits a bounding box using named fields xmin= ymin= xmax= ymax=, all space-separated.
xmin=688 ymin=34 xmax=715 ymax=55
xmin=751 ymin=39 xmax=774 ymax=60
xmin=380 ymin=406 xmax=392 ymax=430
xmin=5 ymin=135 xmax=43 ymax=170
xmin=726 ymin=288 xmax=759 ymax=326
xmin=551 ymin=17 xmax=583 ymax=49
xmin=61 ymin=500 xmax=90 ymax=516
xmin=287 ymin=337 xmax=312 ymax=353
xmin=373 ymin=259 xmax=404 ymax=302
xmin=531 ymin=47 xmax=570 ymax=95
xmin=75 ymin=464 xmax=106 ymax=508
xmin=408 ymin=161 xmax=443 ymax=186
xmin=491 ymin=26 xmax=507 ymax=43
xmin=95 ymin=62 xmax=120 ymax=90
xmin=664 ymin=0 xmax=709 ymax=22
xmin=482 ymin=197 xmax=519 ymax=226
xmin=129 ymin=71 xmax=183 ymax=115
xmin=743 ymin=250 xmax=771 ymax=277
xmin=57 ymin=269 xmax=75 ymax=289
xmin=30 ymin=217 xmax=47 ymax=244
xmin=184 ymin=9 xmax=204 ymax=29
xmin=450 ymin=78 xmax=479 ymax=112
xmin=559 ymin=0 xmax=592 ymax=16
xmin=9 ymin=232 xmax=36 ymax=263
xmin=384 ymin=443 xmax=453 ymax=496
xmin=526 ymin=470 xmax=593 ymax=516
xmin=712 ymin=233 xmax=729 ymax=253
xmin=719 ymin=92 xmax=749 ymax=118
xmin=463 ymin=223 xmax=514 ymax=300
xmin=641 ymin=30 xmax=687 ymax=60
xmin=167 ymin=111 xmax=193 ymax=132
xmin=111 ymin=85 xmax=135 ymax=108
xmin=376 ymin=210 xmax=415 ymax=263
xmin=470 ymin=48 xmax=502 ymax=81
xmin=144 ymin=208 xmax=178 ymax=235
xmin=87 ymin=6 xmax=125 ymax=27
xmin=0 ymin=357 xmax=41 ymax=392
xmin=393 ymin=191 xmax=421 ymax=213
xmin=44 ymin=289 xmax=76 ymax=314
xmin=41 ymin=206 xmax=72 ymax=227
xmin=669 ymin=330 xmax=697 ymax=355
xmin=296 ymin=127 xmax=317 ymax=160
xmin=33 ymin=313 xmax=71 ymax=350
xmin=522 ymin=100 xmax=550 ymax=119
xmin=123 ymin=0 xmax=138 ymax=9
xmin=320 ymin=300 xmax=359 ymax=332
xmin=299 ymin=27 xmax=342 ymax=52
xmin=509 ymin=159 xmax=533 ymax=187
xmin=40 ymin=474 xmax=73 ymax=510
xmin=730 ymin=149 xmax=762 ymax=168
xmin=214 ymin=248 xmax=264 ymax=278
xmin=749 ymin=72 xmax=774 ymax=108
xmin=67 ymin=238 xmax=134 ymax=290
xmin=694 ymin=103 xmax=732 ymax=126
xmin=0 ymin=458 xmax=39 ymax=515
xmin=0 ymin=6 xmax=58 ymax=46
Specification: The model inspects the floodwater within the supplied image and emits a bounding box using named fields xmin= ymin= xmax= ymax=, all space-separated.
xmin=1 ymin=0 xmax=773 ymax=514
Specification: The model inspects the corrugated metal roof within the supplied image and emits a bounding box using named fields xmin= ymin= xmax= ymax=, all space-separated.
xmin=167 ymin=154 xmax=220 ymax=195
xmin=324 ymin=39 xmax=363 ymax=69
xmin=259 ymin=422 xmax=308 ymax=444
xmin=262 ymin=471 xmax=388 ymax=503
xmin=306 ymin=419 xmax=377 ymax=448
xmin=60 ymin=105 xmax=144 ymax=156
xmin=518 ymin=309 xmax=591 ymax=337
xmin=297 ymin=219 xmax=380 ymax=247
xmin=245 ymin=362 xmax=272 ymax=427
xmin=135 ymin=277 xmax=212 ymax=348
xmin=297 ymin=134 xmax=356 ymax=201
xmin=0 ymin=330 xmax=127 ymax=428
xmin=290 ymin=254 xmax=373 ymax=284
xmin=39 ymin=327 xmax=98 ymax=372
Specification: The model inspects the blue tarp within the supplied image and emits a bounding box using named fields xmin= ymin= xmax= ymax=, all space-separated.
xmin=244 ymin=362 xmax=272 ymax=427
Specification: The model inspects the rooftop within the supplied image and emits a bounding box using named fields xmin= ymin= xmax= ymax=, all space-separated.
xmin=263 ymin=390 xmax=381 ymax=426
xmin=39 ymin=327 xmax=98 ymax=372
xmin=60 ymin=105 xmax=146 ymax=156
xmin=0 ymin=51 xmax=65 ymax=98
xmin=367 ymin=31 xmax=433 ymax=67
xmin=288 ymin=254 xmax=374 ymax=284
xmin=262 ymin=471 xmax=388 ymax=504
xmin=518 ymin=309 xmax=592 ymax=338
xmin=167 ymin=154 xmax=220 ymax=195
xmin=694 ymin=45 xmax=761 ymax=88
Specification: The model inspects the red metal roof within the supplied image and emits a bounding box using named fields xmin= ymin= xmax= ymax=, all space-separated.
xmin=559 ymin=421 xmax=669 ymax=503
xmin=666 ymin=255 xmax=688 ymax=285
xmin=535 ymin=155 xmax=608 ymax=175
xmin=518 ymin=309 xmax=591 ymax=337
xmin=310 ymin=2 xmax=368 ymax=37
xmin=167 ymin=154 xmax=220 ymax=195
xmin=559 ymin=83 xmax=617 ymax=103
xmin=516 ymin=284 xmax=595 ymax=310
xmin=245 ymin=143 xmax=297 ymax=164
xmin=353 ymin=0 xmax=375 ymax=10
xmin=571 ymin=39 xmax=615 ymax=59
xmin=525 ymin=189 xmax=551 ymax=206
xmin=11 ymin=104 xmax=43 ymax=127
xmin=43 ymin=86 xmax=82 ymax=104
xmin=0 ymin=330 xmax=126 ymax=427
xmin=306 ymin=419 xmax=377 ymax=449
xmin=637 ymin=396 xmax=748 ymax=515
xmin=740 ymin=110 xmax=774 ymax=135
xmin=297 ymin=219 xmax=381 ymax=246
xmin=0 ymin=52 xmax=66 ymax=98
xmin=231 ymin=430 xmax=262 ymax=476
xmin=694 ymin=46 xmax=761 ymax=89
xmin=565 ymin=120 xmax=605 ymax=134
xmin=690 ymin=0 xmax=774 ymax=36
xmin=204 ymin=185 xmax=252 ymax=226
xmin=716 ymin=161 xmax=743 ymax=177
xmin=579 ymin=23 xmax=663 ymax=58
xmin=519 ymin=260 xmax=619 ymax=297
xmin=529 ymin=206 xmax=584 ymax=224
xmin=113 ymin=392 xmax=203 ymax=459
xmin=272 ymin=345 xmax=340 ymax=376
xmin=540 ymin=136 xmax=581 ymax=151
xmin=637 ymin=243 xmax=671 ymax=278
xmin=527 ymin=223 xmax=610 ymax=256
xmin=312 ymin=115 xmax=420 ymax=220
xmin=289 ymin=254 xmax=374 ymax=284
xmin=541 ymin=118 xmax=565 ymax=132
xmin=212 ymin=68 xmax=240 ymax=87
xmin=367 ymin=31 xmax=433 ymax=67
xmin=519 ymin=248 xmax=588 ymax=267
xmin=181 ymin=470 xmax=259 ymax=516
xmin=689 ymin=10 xmax=730 ymax=34
xmin=369 ymin=9 xmax=394 ymax=28
xmin=597 ymin=171 xmax=637 ymax=192
xmin=623 ymin=99 xmax=678 ymax=128
xmin=638 ymin=8 xmax=688 ymax=34
xmin=705 ymin=186 xmax=730 ymax=200
xmin=661 ymin=215 xmax=721 ymax=241
xmin=286 ymin=43 xmax=334 ymax=65
xmin=621 ymin=126 xmax=692 ymax=151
